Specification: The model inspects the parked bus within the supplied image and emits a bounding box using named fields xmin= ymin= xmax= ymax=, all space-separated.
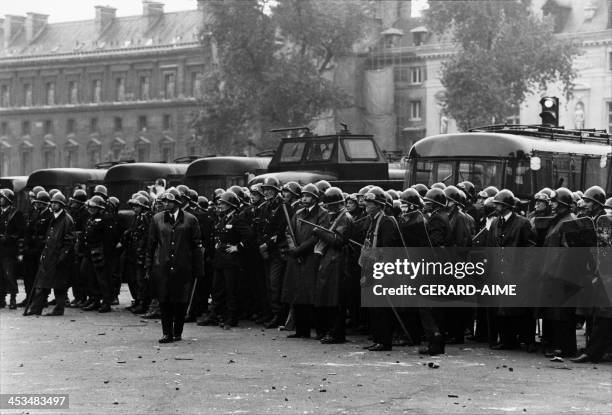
xmin=104 ymin=163 xmax=188 ymax=208
xmin=26 ymin=168 xmax=107 ymax=200
xmin=185 ymin=156 xmax=271 ymax=198
xmin=404 ymin=125 xmax=612 ymax=199
xmin=0 ymin=176 xmax=28 ymax=212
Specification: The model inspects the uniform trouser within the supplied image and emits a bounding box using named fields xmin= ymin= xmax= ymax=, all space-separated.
xmin=72 ymin=256 xmax=87 ymax=301
xmin=82 ymin=256 xmax=113 ymax=304
xmin=293 ymin=304 xmax=314 ymax=337
xmin=123 ymin=259 xmax=139 ymax=301
xmin=542 ymin=308 xmax=577 ymax=355
xmin=23 ymin=253 xmax=41 ymax=299
xmin=585 ymin=316 xmax=612 ymax=360
xmin=211 ymin=267 xmax=239 ymax=320
xmin=160 ymin=302 xmax=188 ymax=337
xmin=111 ymin=251 xmax=122 ymax=298
xmin=419 ymin=307 xmax=445 ymax=342
xmin=29 ymin=287 xmax=67 ymax=314
xmin=369 ymin=307 xmax=393 ymax=346
xmin=497 ymin=309 xmax=535 ymax=346
xmin=136 ymin=265 xmax=150 ymax=306
xmin=264 ymin=255 xmax=285 ymax=318
xmin=315 ymin=306 xmax=346 ymax=340
xmin=0 ymin=257 xmax=18 ymax=295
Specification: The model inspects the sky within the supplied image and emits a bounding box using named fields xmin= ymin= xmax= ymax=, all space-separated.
xmin=1 ymin=0 xmax=430 ymax=22
xmin=1 ymin=0 xmax=199 ymax=23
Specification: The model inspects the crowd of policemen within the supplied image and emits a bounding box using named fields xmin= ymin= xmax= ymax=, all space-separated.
xmin=1 ymin=177 xmax=611 ymax=362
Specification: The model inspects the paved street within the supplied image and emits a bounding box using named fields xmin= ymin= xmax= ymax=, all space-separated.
xmin=1 ymin=286 xmax=611 ymax=415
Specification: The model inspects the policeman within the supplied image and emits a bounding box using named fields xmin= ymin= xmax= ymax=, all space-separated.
xmin=21 ymin=191 xmax=53 ymax=307
xmin=24 ymin=193 xmax=75 ymax=316
xmin=313 ymin=187 xmax=352 ymax=344
xmin=146 ymin=188 xmax=202 ymax=343
xmin=582 ymin=186 xmax=607 ymax=219
xmin=124 ymin=196 xmax=152 ymax=314
xmin=359 ymin=187 xmax=402 ymax=351
xmin=68 ymin=189 xmax=89 ymax=307
xmin=418 ymin=188 xmax=451 ymax=355
xmin=281 ymin=181 xmax=302 ymax=214
xmin=258 ymin=177 xmax=289 ymax=328
xmin=107 ymin=196 xmax=123 ymax=305
xmin=82 ymin=195 xmax=115 ymax=313
xmin=0 ymin=189 xmax=25 ymax=309
xmin=190 ymin=195 xmax=216 ymax=324
xmin=281 ymin=183 xmax=329 ymax=339
xmin=208 ymin=191 xmax=252 ymax=328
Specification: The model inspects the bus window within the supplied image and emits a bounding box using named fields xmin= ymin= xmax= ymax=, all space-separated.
xmin=342 ymin=138 xmax=378 ymax=160
xmin=552 ymin=155 xmax=571 ymax=189
xmin=459 ymin=160 xmax=503 ymax=189
xmin=415 ymin=160 xmax=433 ymax=184
xmin=279 ymin=142 xmax=306 ymax=162
xmin=505 ymin=160 xmax=532 ymax=196
xmin=435 ymin=161 xmax=453 ymax=184
xmin=569 ymin=156 xmax=582 ymax=189
xmin=584 ymin=157 xmax=608 ymax=189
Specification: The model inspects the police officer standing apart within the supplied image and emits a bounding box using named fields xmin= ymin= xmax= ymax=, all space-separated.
xmin=68 ymin=189 xmax=90 ymax=307
xmin=24 ymin=193 xmax=75 ymax=316
xmin=0 ymin=189 xmax=26 ymax=309
xmin=147 ymin=188 xmax=202 ymax=343
xmin=82 ymin=195 xmax=115 ymax=313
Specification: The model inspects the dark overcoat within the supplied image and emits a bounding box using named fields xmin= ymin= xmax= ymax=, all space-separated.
xmin=35 ymin=210 xmax=75 ymax=290
xmin=147 ymin=209 xmax=202 ymax=303
xmin=281 ymin=204 xmax=328 ymax=305
xmin=314 ymin=210 xmax=352 ymax=307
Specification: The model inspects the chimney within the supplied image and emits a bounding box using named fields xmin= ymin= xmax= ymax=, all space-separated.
xmin=94 ymin=5 xmax=116 ymax=35
xmin=25 ymin=12 xmax=48 ymax=43
xmin=143 ymin=1 xmax=164 ymax=28
xmin=3 ymin=15 xmax=26 ymax=49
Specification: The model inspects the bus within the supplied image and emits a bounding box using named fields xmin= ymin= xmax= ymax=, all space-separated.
xmin=104 ymin=163 xmax=188 ymax=208
xmin=185 ymin=156 xmax=271 ymax=199
xmin=404 ymin=125 xmax=612 ymax=199
xmin=0 ymin=176 xmax=28 ymax=212
xmin=26 ymin=168 xmax=107 ymax=200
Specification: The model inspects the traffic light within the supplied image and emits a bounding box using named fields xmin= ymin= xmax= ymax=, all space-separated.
xmin=539 ymin=96 xmax=559 ymax=127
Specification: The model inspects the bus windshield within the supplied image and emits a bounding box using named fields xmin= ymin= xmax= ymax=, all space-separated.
xmin=279 ymin=142 xmax=306 ymax=162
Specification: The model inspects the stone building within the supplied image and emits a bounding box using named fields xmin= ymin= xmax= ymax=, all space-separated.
xmin=0 ymin=1 xmax=210 ymax=176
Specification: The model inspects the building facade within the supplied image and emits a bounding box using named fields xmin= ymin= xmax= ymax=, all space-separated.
xmin=0 ymin=1 xmax=211 ymax=176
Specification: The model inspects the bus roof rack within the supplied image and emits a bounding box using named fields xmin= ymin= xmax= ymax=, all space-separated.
xmin=468 ymin=124 xmax=611 ymax=145
xmin=94 ymin=159 xmax=134 ymax=169
xmin=173 ymin=155 xmax=203 ymax=163
xmin=255 ymin=149 xmax=276 ymax=157
xmin=270 ymin=126 xmax=313 ymax=137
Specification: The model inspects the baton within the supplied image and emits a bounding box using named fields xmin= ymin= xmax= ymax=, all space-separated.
xmin=186 ymin=247 xmax=205 ymax=317
xmin=298 ymin=218 xmax=362 ymax=247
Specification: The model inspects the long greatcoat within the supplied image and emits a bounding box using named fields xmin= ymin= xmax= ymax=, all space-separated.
xmin=147 ymin=209 xmax=202 ymax=303
xmin=281 ymin=204 xmax=329 ymax=305
xmin=314 ymin=210 xmax=352 ymax=307
xmin=35 ymin=210 xmax=75 ymax=290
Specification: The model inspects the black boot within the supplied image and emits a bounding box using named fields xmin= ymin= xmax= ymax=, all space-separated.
xmin=9 ymin=295 xmax=17 ymax=310
xmin=159 ymin=318 xmax=173 ymax=343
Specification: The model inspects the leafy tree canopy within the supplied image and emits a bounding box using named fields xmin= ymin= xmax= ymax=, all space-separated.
xmin=425 ymin=0 xmax=579 ymax=130
xmin=191 ymin=0 xmax=370 ymax=154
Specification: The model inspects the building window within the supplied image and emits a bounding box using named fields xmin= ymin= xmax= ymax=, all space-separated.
xmin=138 ymin=116 xmax=148 ymax=131
xmin=163 ymin=114 xmax=172 ymax=130
xmin=394 ymin=66 xmax=409 ymax=83
xmin=0 ymin=85 xmax=9 ymax=107
xmin=88 ymin=147 xmax=101 ymax=167
xmin=139 ymin=76 xmax=150 ymax=100
xmin=164 ymin=73 xmax=176 ymax=99
xmin=191 ymin=72 xmax=203 ymax=98
xmin=608 ymin=102 xmax=612 ymax=133
xmin=43 ymin=148 xmax=55 ymax=168
xmin=66 ymin=119 xmax=76 ymax=134
xmin=21 ymin=150 xmax=32 ymax=175
xmin=1 ymin=121 xmax=8 ymax=136
xmin=410 ymin=100 xmax=422 ymax=120
xmin=410 ymin=67 xmax=422 ymax=84
xmin=45 ymin=82 xmax=55 ymax=105
xmin=69 ymin=81 xmax=79 ymax=104
xmin=43 ymin=120 xmax=53 ymax=135
xmin=22 ymin=120 xmax=31 ymax=136
xmin=115 ymin=77 xmax=125 ymax=101
xmin=90 ymin=117 xmax=98 ymax=133
xmin=609 ymin=52 xmax=612 ymax=71
xmin=0 ymin=151 xmax=9 ymax=176
xmin=413 ymin=32 xmax=424 ymax=46
xmin=136 ymin=145 xmax=150 ymax=162
xmin=114 ymin=117 xmax=123 ymax=132
xmin=66 ymin=148 xmax=78 ymax=168
xmin=23 ymin=83 xmax=33 ymax=106
xmin=92 ymin=79 xmax=102 ymax=103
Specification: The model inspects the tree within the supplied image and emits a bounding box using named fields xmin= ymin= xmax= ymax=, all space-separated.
xmin=424 ymin=0 xmax=579 ymax=131
xmin=191 ymin=0 xmax=370 ymax=154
